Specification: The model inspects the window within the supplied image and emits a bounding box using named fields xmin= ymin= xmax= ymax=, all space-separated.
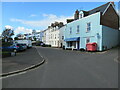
xmin=55 ymin=34 xmax=56 ymax=39
xmin=86 ymin=22 xmax=91 ymax=32
xmin=70 ymin=42 xmax=72 ymax=47
xmin=67 ymin=42 xmax=69 ymax=47
xmin=51 ymin=34 xmax=52 ymax=39
xmin=77 ymin=25 xmax=80 ymax=33
xmin=55 ymin=41 xmax=56 ymax=45
xmin=80 ymin=14 xmax=83 ymax=18
xmin=86 ymin=38 xmax=90 ymax=43
xmin=57 ymin=41 xmax=59 ymax=46
xmin=73 ymin=42 xmax=76 ymax=48
xmin=70 ymin=27 xmax=72 ymax=34
xmin=62 ymin=36 xmax=64 ymax=40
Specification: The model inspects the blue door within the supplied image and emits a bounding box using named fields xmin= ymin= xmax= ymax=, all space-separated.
xmin=77 ymin=41 xmax=79 ymax=50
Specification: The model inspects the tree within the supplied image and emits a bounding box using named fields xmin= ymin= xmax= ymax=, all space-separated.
xmin=2 ymin=28 xmax=14 ymax=42
xmin=32 ymin=30 xmax=36 ymax=35
xmin=33 ymin=36 xmax=36 ymax=41
xmin=14 ymin=37 xmax=18 ymax=40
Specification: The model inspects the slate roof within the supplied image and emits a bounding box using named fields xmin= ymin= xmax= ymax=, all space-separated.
xmin=88 ymin=2 xmax=110 ymax=15
xmin=82 ymin=2 xmax=111 ymax=16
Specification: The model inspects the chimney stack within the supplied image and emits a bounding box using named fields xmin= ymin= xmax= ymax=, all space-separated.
xmin=74 ymin=9 xmax=79 ymax=20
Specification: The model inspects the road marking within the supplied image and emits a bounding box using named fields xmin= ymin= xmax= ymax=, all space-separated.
xmin=35 ymin=46 xmax=49 ymax=62
xmin=114 ymin=56 xmax=120 ymax=63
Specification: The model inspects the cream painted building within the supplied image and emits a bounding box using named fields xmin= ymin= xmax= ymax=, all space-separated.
xmin=42 ymin=22 xmax=65 ymax=48
xmin=49 ymin=26 xmax=60 ymax=47
xmin=42 ymin=28 xmax=50 ymax=45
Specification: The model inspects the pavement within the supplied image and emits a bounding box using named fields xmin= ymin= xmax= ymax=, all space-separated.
xmin=2 ymin=46 xmax=119 ymax=88
xmin=2 ymin=47 xmax=44 ymax=75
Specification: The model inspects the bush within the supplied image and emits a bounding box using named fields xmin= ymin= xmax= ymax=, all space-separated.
xmin=2 ymin=42 xmax=12 ymax=47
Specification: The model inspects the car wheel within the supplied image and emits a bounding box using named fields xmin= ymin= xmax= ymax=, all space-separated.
xmin=14 ymin=49 xmax=17 ymax=53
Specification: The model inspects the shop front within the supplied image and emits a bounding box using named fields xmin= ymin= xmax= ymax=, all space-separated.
xmin=64 ymin=37 xmax=80 ymax=50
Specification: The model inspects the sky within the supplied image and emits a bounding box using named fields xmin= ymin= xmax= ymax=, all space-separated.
xmin=1 ymin=2 xmax=119 ymax=36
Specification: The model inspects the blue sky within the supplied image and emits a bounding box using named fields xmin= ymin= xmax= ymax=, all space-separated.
xmin=1 ymin=2 xmax=119 ymax=36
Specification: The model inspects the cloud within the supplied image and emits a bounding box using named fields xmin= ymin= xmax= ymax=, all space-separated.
xmin=5 ymin=25 xmax=14 ymax=30
xmin=29 ymin=14 xmax=37 ymax=17
xmin=10 ymin=14 xmax=73 ymax=29
xmin=14 ymin=27 xmax=33 ymax=35
xmin=42 ymin=14 xmax=58 ymax=19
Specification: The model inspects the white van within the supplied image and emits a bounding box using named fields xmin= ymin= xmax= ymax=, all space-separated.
xmin=15 ymin=40 xmax=32 ymax=48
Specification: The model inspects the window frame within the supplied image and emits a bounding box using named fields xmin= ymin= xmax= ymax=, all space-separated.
xmin=55 ymin=34 xmax=56 ymax=39
xmin=62 ymin=36 xmax=64 ymax=40
xmin=80 ymin=14 xmax=83 ymax=19
xmin=86 ymin=22 xmax=91 ymax=32
xmin=86 ymin=37 xmax=90 ymax=43
xmin=76 ymin=25 xmax=80 ymax=34
xmin=70 ymin=27 xmax=72 ymax=34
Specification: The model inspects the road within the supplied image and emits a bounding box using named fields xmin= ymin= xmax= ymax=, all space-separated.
xmin=2 ymin=46 xmax=118 ymax=88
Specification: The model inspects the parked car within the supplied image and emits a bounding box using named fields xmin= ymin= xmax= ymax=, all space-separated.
xmin=1 ymin=42 xmax=17 ymax=57
xmin=41 ymin=43 xmax=51 ymax=47
xmin=36 ymin=43 xmax=41 ymax=46
xmin=2 ymin=44 xmax=18 ymax=53
xmin=40 ymin=43 xmax=44 ymax=46
xmin=36 ymin=41 xmax=43 ymax=46
xmin=10 ymin=44 xmax=19 ymax=52
xmin=21 ymin=44 xmax=27 ymax=50
xmin=15 ymin=40 xmax=32 ymax=48
xmin=16 ymin=44 xmax=26 ymax=51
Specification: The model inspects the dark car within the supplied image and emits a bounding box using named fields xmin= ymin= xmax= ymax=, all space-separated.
xmin=16 ymin=44 xmax=26 ymax=51
xmin=40 ymin=43 xmax=45 ymax=47
xmin=41 ymin=43 xmax=51 ymax=47
xmin=20 ymin=44 xmax=27 ymax=50
xmin=2 ymin=44 xmax=18 ymax=52
xmin=10 ymin=44 xmax=19 ymax=52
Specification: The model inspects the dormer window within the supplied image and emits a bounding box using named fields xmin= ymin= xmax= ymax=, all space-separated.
xmin=79 ymin=10 xmax=84 ymax=19
xmin=80 ymin=14 xmax=83 ymax=18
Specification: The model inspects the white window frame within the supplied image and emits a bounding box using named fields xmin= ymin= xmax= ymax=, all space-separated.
xmin=77 ymin=25 xmax=80 ymax=33
xmin=62 ymin=36 xmax=64 ymax=40
xmin=70 ymin=27 xmax=72 ymax=34
xmin=86 ymin=22 xmax=91 ymax=32
xmin=80 ymin=14 xmax=83 ymax=19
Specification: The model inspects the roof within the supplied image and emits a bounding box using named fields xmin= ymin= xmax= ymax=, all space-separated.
xmin=80 ymin=2 xmax=112 ymax=17
xmin=88 ymin=2 xmax=110 ymax=15
xmin=67 ymin=2 xmax=116 ymax=23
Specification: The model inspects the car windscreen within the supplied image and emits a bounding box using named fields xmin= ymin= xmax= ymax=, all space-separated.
xmin=17 ymin=44 xmax=22 ymax=46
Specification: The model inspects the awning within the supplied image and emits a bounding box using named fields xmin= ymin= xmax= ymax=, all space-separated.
xmin=64 ymin=37 xmax=80 ymax=41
